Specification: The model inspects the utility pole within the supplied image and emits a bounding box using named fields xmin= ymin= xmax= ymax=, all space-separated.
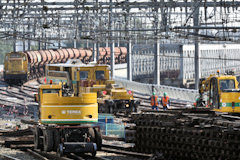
xmin=23 ymin=35 xmax=25 ymax=51
xmin=194 ymin=0 xmax=200 ymax=90
xmin=126 ymin=3 xmax=132 ymax=81
xmin=74 ymin=13 xmax=77 ymax=48
xmin=13 ymin=0 xmax=16 ymax=52
xmin=27 ymin=2 xmax=31 ymax=51
xmin=58 ymin=16 xmax=61 ymax=49
xmin=93 ymin=0 xmax=99 ymax=62
xmin=96 ymin=0 xmax=99 ymax=61
xmin=154 ymin=0 xmax=160 ymax=85
xmin=110 ymin=0 xmax=115 ymax=78
xmin=28 ymin=18 xmax=31 ymax=50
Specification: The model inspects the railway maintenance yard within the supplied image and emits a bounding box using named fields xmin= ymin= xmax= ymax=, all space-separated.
xmin=2 ymin=0 xmax=240 ymax=160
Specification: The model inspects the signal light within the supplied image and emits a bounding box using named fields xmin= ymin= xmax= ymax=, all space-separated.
xmin=50 ymin=79 xmax=53 ymax=84
xmin=102 ymin=91 xmax=107 ymax=95
xmin=44 ymin=77 xmax=47 ymax=84
xmin=128 ymin=90 xmax=132 ymax=94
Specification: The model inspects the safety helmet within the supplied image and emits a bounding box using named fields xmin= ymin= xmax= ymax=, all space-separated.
xmin=163 ymin=92 xmax=167 ymax=96
xmin=152 ymin=92 xmax=156 ymax=95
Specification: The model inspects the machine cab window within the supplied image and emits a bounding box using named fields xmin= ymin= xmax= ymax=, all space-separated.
xmin=96 ymin=70 xmax=105 ymax=80
xmin=80 ymin=71 xmax=88 ymax=80
xmin=42 ymin=89 xmax=60 ymax=94
xmin=220 ymin=79 xmax=235 ymax=91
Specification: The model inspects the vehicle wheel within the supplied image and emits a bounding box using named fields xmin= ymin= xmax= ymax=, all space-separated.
xmin=53 ymin=129 xmax=60 ymax=151
xmin=109 ymin=105 xmax=113 ymax=113
xmin=33 ymin=126 xmax=42 ymax=149
xmin=133 ymin=104 xmax=138 ymax=112
xmin=94 ymin=128 xmax=102 ymax=151
xmin=88 ymin=128 xmax=95 ymax=142
xmin=43 ymin=129 xmax=54 ymax=152
xmin=57 ymin=144 xmax=64 ymax=157
xmin=91 ymin=151 xmax=96 ymax=157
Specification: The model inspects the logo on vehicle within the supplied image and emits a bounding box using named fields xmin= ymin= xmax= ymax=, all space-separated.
xmin=61 ymin=110 xmax=81 ymax=115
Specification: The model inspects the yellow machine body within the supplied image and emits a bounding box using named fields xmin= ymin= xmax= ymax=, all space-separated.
xmin=199 ymin=73 xmax=240 ymax=113
xmin=46 ymin=62 xmax=133 ymax=101
xmin=4 ymin=52 xmax=29 ymax=82
xmin=38 ymin=83 xmax=98 ymax=124
xmin=45 ymin=61 xmax=138 ymax=113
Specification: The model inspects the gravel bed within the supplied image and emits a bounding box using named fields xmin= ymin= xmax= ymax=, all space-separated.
xmin=0 ymin=118 xmax=38 ymax=160
xmin=0 ymin=147 xmax=38 ymax=160
xmin=97 ymin=151 xmax=142 ymax=160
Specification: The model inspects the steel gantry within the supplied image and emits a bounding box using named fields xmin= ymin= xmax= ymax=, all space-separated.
xmin=1 ymin=0 xmax=240 ymax=87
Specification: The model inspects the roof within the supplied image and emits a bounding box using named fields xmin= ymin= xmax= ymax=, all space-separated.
xmin=39 ymin=84 xmax=62 ymax=89
xmin=47 ymin=60 xmax=110 ymax=68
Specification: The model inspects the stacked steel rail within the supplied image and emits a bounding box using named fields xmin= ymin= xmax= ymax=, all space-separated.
xmin=131 ymin=109 xmax=240 ymax=159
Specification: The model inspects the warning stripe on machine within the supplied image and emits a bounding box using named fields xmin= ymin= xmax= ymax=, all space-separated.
xmin=41 ymin=119 xmax=98 ymax=121
xmin=41 ymin=104 xmax=97 ymax=108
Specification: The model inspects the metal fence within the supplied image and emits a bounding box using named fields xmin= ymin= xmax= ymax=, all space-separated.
xmin=132 ymin=44 xmax=240 ymax=83
xmin=114 ymin=78 xmax=198 ymax=102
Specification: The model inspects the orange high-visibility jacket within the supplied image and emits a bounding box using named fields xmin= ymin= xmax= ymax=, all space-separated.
xmin=151 ymin=95 xmax=158 ymax=106
xmin=162 ymin=96 xmax=169 ymax=107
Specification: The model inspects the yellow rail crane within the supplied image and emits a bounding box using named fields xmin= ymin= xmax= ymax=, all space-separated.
xmin=45 ymin=60 xmax=139 ymax=114
xmin=198 ymin=70 xmax=240 ymax=113
xmin=34 ymin=80 xmax=102 ymax=156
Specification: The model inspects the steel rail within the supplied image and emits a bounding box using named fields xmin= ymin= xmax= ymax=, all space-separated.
xmin=0 ymin=154 xmax=21 ymax=160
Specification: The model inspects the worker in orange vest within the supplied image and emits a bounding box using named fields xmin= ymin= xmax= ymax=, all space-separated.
xmin=151 ymin=92 xmax=159 ymax=110
xmin=161 ymin=92 xmax=170 ymax=111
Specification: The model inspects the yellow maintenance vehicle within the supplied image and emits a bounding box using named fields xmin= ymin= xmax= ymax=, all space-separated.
xmin=4 ymin=52 xmax=29 ymax=83
xmin=45 ymin=59 xmax=139 ymax=114
xmin=198 ymin=70 xmax=240 ymax=113
xmin=34 ymin=80 xmax=102 ymax=156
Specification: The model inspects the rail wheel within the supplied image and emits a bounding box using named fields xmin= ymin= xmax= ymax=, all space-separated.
xmin=43 ymin=129 xmax=54 ymax=152
xmin=33 ymin=126 xmax=42 ymax=149
xmin=53 ymin=129 xmax=60 ymax=151
xmin=94 ymin=128 xmax=102 ymax=151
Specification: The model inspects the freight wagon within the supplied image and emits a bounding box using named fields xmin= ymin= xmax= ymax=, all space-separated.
xmin=4 ymin=47 xmax=127 ymax=83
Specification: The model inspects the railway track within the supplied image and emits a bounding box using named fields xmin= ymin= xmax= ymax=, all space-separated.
xmin=0 ymin=127 xmax=152 ymax=160
xmin=0 ymin=77 xmax=198 ymax=160
xmin=0 ymin=154 xmax=22 ymax=160
xmin=0 ymin=78 xmax=40 ymax=119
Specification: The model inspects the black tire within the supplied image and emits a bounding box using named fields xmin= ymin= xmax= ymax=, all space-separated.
xmin=88 ymin=128 xmax=95 ymax=141
xmin=43 ymin=129 xmax=54 ymax=152
xmin=53 ymin=129 xmax=60 ymax=152
xmin=57 ymin=144 xmax=64 ymax=157
xmin=94 ymin=128 xmax=102 ymax=151
xmin=33 ymin=126 xmax=42 ymax=149
xmin=109 ymin=105 xmax=113 ymax=113
xmin=92 ymin=151 xmax=96 ymax=157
